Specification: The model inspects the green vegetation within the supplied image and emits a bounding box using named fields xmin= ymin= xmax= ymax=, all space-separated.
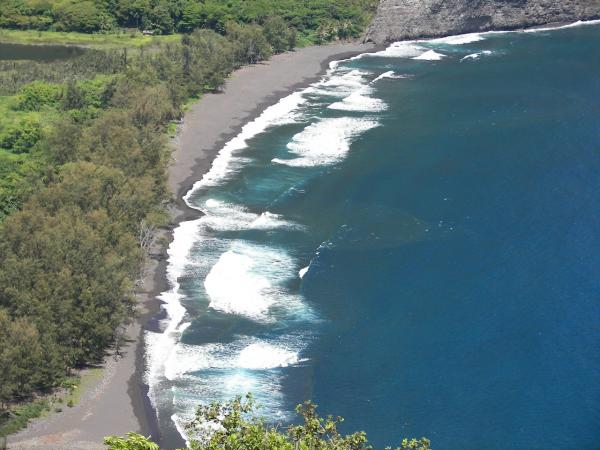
xmin=0 ymin=28 xmax=180 ymax=48
xmin=0 ymin=368 xmax=101 ymax=436
xmin=105 ymin=396 xmax=431 ymax=450
xmin=0 ymin=0 xmax=378 ymax=43
xmin=0 ymin=399 xmax=51 ymax=437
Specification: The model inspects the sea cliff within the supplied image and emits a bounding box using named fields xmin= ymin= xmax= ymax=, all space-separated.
xmin=365 ymin=0 xmax=600 ymax=43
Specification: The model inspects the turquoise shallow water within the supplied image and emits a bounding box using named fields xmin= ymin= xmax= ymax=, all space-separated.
xmin=147 ymin=23 xmax=600 ymax=449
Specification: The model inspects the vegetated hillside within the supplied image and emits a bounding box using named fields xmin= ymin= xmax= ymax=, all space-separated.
xmin=0 ymin=0 xmax=378 ymax=43
xmin=365 ymin=0 xmax=600 ymax=43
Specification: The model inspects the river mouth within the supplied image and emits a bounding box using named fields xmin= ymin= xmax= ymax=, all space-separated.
xmin=0 ymin=42 xmax=86 ymax=62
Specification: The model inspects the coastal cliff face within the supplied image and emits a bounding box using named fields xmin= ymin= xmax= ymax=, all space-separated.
xmin=365 ymin=0 xmax=600 ymax=43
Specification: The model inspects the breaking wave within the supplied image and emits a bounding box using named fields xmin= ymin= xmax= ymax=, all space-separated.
xmin=430 ymin=32 xmax=486 ymax=45
xmin=372 ymin=71 xmax=407 ymax=82
xmin=204 ymin=242 xmax=308 ymax=322
xmin=461 ymin=50 xmax=493 ymax=62
xmin=413 ymin=50 xmax=446 ymax=60
xmin=272 ymin=117 xmax=380 ymax=167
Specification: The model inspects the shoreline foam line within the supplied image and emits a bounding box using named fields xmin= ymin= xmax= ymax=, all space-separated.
xmin=346 ymin=18 xmax=600 ymax=65
xmin=146 ymin=43 xmax=389 ymax=443
xmin=145 ymin=89 xmax=308 ymax=414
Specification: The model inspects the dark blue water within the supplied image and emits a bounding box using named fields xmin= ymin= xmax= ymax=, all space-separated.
xmin=149 ymin=23 xmax=600 ymax=449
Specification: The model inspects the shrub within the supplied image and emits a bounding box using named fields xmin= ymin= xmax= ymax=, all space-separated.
xmin=263 ymin=15 xmax=296 ymax=53
xmin=104 ymin=396 xmax=432 ymax=450
xmin=0 ymin=118 xmax=42 ymax=153
xmin=52 ymin=0 xmax=115 ymax=33
xmin=16 ymin=81 xmax=61 ymax=111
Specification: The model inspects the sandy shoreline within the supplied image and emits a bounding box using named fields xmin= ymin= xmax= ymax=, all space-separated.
xmin=170 ymin=42 xmax=376 ymax=221
xmin=7 ymin=41 xmax=375 ymax=450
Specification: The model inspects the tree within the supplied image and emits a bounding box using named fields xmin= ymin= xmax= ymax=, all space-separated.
xmin=44 ymin=117 xmax=82 ymax=165
xmin=184 ymin=30 xmax=234 ymax=92
xmin=52 ymin=0 xmax=114 ymax=32
xmin=149 ymin=2 xmax=174 ymax=34
xmin=104 ymin=433 xmax=159 ymax=450
xmin=105 ymin=395 xmax=431 ymax=450
xmin=177 ymin=2 xmax=202 ymax=32
xmin=0 ymin=310 xmax=47 ymax=408
xmin=225 ymin=21 xmax=272 ymax=65
xmin=114 ymin=0 xmax=152 ymax=28
xmin=263 ymin=15 xmax=295 ymax=53
xmin=62 ymin=80 xmax=87 ymax=111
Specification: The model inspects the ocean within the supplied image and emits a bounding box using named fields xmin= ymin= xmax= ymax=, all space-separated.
xmin=146 ymin=22 xmax=600 ymax=449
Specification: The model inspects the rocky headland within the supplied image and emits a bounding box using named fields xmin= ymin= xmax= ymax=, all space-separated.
xmin=365 ymin=0 xmax=600 ymax=43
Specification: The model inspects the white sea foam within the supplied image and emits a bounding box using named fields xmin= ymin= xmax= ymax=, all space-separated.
xmin=236 ymin=342 xmax=300 ymax=369
xmin=328 ymin=87 xmax=387 ymax=112
xmin=298 ymin=266 xmax=309 ymax=278
xmin=145 ymin=218 xmax=201 ymax=390
xmin=205 ymin=251 xmax=275 ymax=320
xmin=306 ymin=69 xmax=372 ymax=98
xmin=165 ymin=337 xmax=304 ymax=380
xmin=272 ymin=117 xmax=379 ymax=167
xmin=372 ymin=71 xmax=406 ymax=83
xmin=166 ymin=335 xmax=305 ymax=445
xmin=429 ymin=32 xmax=485 ymax=45
xmin=373 ymin=41 xmax=426 ymax=58
xmin=183 ymin=91 xmax=307 ymax=196
xmin=523 ymin=19 xmax=600 ymax=33
xmin=304 ymin=68 xmax=388 ymax=112
xmin=460 ymin=50 xmax=493 ymax=61
xmin=172 ymin=413 xmax=194 ymax=448
xmin=321 ymin=69 xmax=369 ymax=90
xmin=204 ymin=242 xmax=301 ymax=321
xmin=202 ymin=199 xmax=301 ymax=231
xmin=413 ymin=50 xmax=446 ymax=60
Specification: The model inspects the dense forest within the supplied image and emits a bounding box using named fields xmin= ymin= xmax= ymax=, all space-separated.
xmin=0 ymin=0 xmax=378 ymax=41
xmin=104 ymin=396 xmax=432 ymax=450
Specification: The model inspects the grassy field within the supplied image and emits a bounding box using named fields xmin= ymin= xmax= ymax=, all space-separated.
xmin=0 ymin=29 xmax=180 ymax=48
xmin=0 ymin=367 xmax=104 ymax=437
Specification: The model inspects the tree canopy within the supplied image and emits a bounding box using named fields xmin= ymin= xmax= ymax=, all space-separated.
xmin=104 ymin=396 xmax=432 ymax=450
xmin=0 ymin=0 xmax=378 ymax=42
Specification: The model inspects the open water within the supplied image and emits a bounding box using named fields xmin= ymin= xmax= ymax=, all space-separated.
xmin=146 ymin=22 xmax=600 ymax=449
